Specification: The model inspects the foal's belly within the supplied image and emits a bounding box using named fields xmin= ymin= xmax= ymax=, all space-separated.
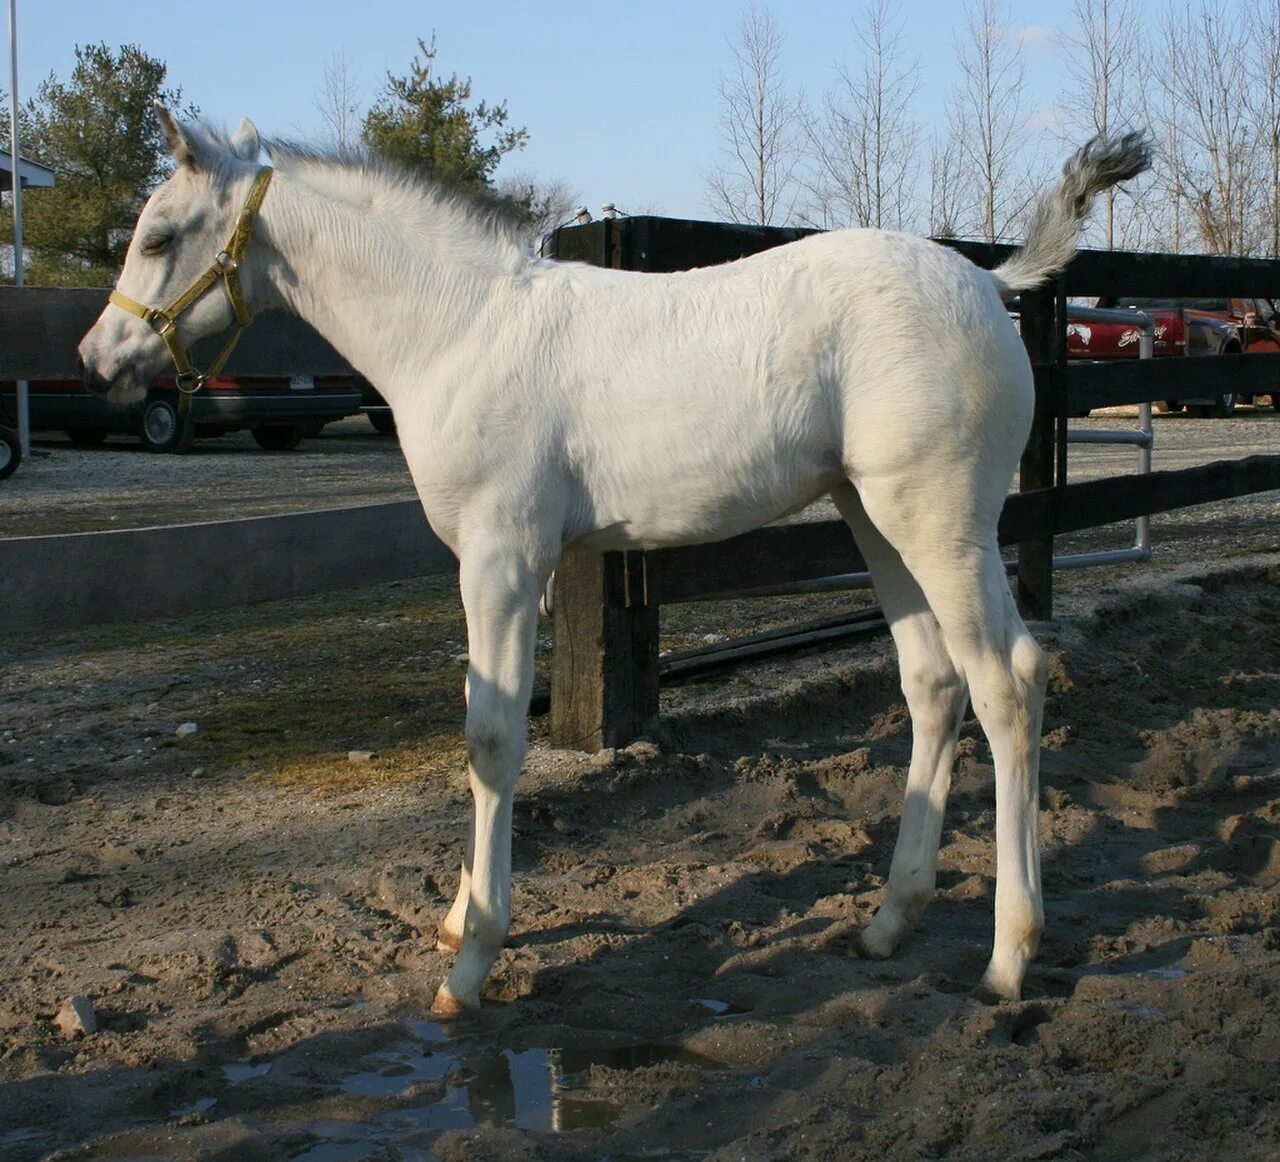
xmin=570 ymin=461 xmax=845 ymax=551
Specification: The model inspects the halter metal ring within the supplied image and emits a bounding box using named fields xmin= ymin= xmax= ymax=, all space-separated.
xmin=146 ymin=309 xmax=176 ymax=336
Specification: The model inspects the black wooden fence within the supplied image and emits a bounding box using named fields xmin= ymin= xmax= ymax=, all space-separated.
xmin=4 ymin=234 xmax=1280 ymax=751
xmin=543 ymin=217 xmax=1280 ymax=751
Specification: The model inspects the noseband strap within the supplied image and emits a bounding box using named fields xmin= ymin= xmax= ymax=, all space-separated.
xmin=109 ymin=165 xmax=274 ymax=415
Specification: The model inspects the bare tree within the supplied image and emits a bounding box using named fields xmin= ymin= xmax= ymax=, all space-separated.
xmin=928 ymin=131 xmax=965 ymax=238
xmin=496 ymin=172 xmax=581 ymax=249
xmin=1058 ymin=0 xmax=1142 ymax=248
xmin=1249 ymin=0 xmax=1280 ymax=258
xmin=947 ymin=0 xmax=1033 ymax=242
xmin=1154 ymin=3 xmax=1258 ymax=255
xmin=800 ymin=0 xmax=921 ymax=231
xmin=315 ymin=50 xmax=364 ymax=152
xmin=704 ymin=4 xmax=803 ymax=225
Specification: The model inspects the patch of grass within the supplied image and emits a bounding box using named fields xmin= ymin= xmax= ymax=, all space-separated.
xmin=265 ymin=731 xmax=470 ymax=794
xmin=159 ymin=576 xmax=476 ymax=768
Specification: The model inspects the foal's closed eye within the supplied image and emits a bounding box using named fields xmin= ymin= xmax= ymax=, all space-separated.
xmin=139 ymin=233 xmax=172 ymax=256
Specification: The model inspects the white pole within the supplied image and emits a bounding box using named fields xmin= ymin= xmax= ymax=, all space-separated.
xmin=8 ymin=0 xmax=28 ymax=457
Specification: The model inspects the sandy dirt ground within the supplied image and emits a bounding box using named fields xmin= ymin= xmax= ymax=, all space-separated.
xmin=1 ymin=411 xmax=1279 ymax=1160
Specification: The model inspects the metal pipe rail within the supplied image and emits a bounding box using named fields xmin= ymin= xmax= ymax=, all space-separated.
xmin=1054 ymin=306 xmax=1155 ymax=570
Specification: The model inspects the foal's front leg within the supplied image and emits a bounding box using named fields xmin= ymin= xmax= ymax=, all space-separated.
xmin=432 ymin=543 xmax=544 ymax=1014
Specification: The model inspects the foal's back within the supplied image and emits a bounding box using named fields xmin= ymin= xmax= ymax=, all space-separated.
xmin=536 ymin=228 xmax=1029 ymax=551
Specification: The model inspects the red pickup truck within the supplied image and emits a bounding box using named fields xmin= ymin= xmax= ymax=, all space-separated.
xmin=1069 ymin=296 xmax=1280 ymax=416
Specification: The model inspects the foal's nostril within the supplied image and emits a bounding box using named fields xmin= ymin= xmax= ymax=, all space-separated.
xmin=80 ymin=359 xmax=114 ymax=397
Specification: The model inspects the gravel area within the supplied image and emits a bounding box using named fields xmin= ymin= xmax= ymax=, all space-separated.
xmin=0 ymin=417 xmax=416 ymax=537
xmin=2 ymin=406 xmax=1277 ymax=543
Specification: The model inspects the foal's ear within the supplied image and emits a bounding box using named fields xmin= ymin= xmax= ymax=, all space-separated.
xmin=229 ymin=118 xmax=261 ymax=162
xmin=155 ymin=102 xmax=197 ymax=170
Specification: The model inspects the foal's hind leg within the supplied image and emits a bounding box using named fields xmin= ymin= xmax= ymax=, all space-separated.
xmin=856 ymin=484 xmax=1049 ymax=1000
xmin=432 ymin=540 xmax=546 ymax=1014
xmin=830 ymin=484 xmax=969 ymax=959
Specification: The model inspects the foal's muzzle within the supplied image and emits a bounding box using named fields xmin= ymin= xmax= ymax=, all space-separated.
xmin=79 ymin=356 xmax=114 ymax=398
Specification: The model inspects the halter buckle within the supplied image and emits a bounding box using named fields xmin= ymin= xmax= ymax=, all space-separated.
xmin=215 ymin=250 xmax=238 ymax=271
xmin=175 ymin=371 xmax=206 ymax=394
xmin=145 ymin=309 xmax=175 ymax=336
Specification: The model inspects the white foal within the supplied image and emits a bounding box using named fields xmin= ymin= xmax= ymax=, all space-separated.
xmin=78 ymin=108 xmax=1150 ymax=1011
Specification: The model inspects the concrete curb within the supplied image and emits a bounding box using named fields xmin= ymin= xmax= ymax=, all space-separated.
xmin=0 ymin=500 xmax=456 ymax=633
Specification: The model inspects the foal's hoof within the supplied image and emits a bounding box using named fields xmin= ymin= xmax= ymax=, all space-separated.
xmin=973 ymin=969 xmax=1022 ymax=1004
xmin=969 ymin=982 xmax=1008 ymax=1005
xmin=430 ymin=985 xmax=474 ymax=1016
xmin=855 ymin=928 xmax=896 ymax=960
xmin=855 ymin=901 xmax=908 ymax=960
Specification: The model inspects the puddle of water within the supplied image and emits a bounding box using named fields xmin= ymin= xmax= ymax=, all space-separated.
xmin=696 ymin=998 xmax=750 ymax=1018
xmin=339 ymin=1041 xmax=694 ymax=1130
xmin=223 ymin=1060 xmax=273 ymax=1085
xmin=290 ymin=1137 xmax=402 ymax=1162
xmin=169 ymin=1097 xmax=218 ymax=1118
xmin=342 ymin=1048 xmax=460 ymax=1097
xmin=1143 ymin=966 xmax=1188 ymax=981
xmin=403 ymin=1019 xmax=450 ymax=1043
xmin=285 ymin=1027 xmax=723 ymax=1155
xmin=187 ymin=1012 xmax=730 ymax=1158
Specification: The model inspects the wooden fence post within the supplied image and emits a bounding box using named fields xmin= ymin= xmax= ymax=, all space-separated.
xmin=1016 ymin=284 xmax=1063 ymax=619
xmin=549 ymin=548 xmax=659 ymax=751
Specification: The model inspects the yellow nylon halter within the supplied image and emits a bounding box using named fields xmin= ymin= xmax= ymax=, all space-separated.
xmin=109 ymin=165 xmax=274 ymax=416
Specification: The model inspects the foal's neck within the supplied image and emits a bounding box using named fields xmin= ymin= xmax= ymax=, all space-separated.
xmin=256 ymin=165 xmax=526 ymax=398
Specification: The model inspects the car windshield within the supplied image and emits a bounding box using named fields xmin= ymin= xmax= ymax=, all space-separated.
xmin=1113 ymin=297 xmax=1230 ymax=311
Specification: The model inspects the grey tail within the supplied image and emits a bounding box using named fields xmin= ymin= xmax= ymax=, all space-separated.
xmin=989 ymin=131 xmax=1152 ymax=302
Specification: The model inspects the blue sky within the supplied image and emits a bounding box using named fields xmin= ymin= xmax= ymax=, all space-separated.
xmin=10 ymin=1 xmax=1120 ymax=220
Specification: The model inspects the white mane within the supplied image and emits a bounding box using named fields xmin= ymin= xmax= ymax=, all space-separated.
xmin=265 ymin=141 xmax=530 ymax=275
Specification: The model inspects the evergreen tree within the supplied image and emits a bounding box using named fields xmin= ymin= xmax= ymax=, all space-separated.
xmin=362 ymin=35 xmax=526 ymax=190
xmin=4 ymin=44 xmax=192 ymax=285
xmin=1 ymin=43 xmax=193 ymax=286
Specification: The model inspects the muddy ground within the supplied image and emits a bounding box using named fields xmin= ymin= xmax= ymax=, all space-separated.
xmin=1 ymin=412 xmax=1279 ymax=1160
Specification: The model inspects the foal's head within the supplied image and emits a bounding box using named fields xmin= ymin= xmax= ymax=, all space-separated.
xmin=78 ymin=106 xmax=270 ymax=403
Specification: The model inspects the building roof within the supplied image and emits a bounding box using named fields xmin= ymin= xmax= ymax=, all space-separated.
xmin=0 ymin=150 xmax=56 ymax=193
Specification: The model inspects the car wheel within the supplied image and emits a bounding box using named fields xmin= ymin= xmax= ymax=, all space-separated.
xmin=139 ymin=396 xmax=195 ymax=453
xmin=368 ymin=410 xmax=397 ymax=436
xmin=251 ymin=425 xmax=303 ymax=451
xmin=1188 ymin=394 xmax=1236 ymax=418
xmin=65 ymin=427 xmax=109 ymax=447
xmin=0 ymin=426 xmax=20 ymax=480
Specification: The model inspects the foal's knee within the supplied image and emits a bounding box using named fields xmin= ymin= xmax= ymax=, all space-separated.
xmin=466 ymin=715 xmax=523 ymax=784
xmin=465 ymin=688 xmax=526 ymax=788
